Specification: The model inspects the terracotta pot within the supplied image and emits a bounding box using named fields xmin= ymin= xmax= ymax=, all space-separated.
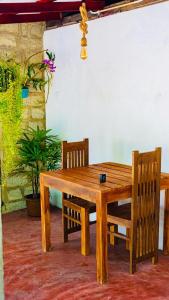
xmin=25 ymin=194 xmax=41 ymax=217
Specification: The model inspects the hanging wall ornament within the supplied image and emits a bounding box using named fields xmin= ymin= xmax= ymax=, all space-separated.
xmin=79 ymin=2 xmax=88 ymax=60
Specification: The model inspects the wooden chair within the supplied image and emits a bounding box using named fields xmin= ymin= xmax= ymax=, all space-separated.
xmin=62 ymin=138 xmax=96 ymax=256
xmin=107 ymin=147 xmax=161 ymax=273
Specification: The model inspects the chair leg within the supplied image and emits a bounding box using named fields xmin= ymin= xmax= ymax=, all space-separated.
xmin=129 ymin=249 xmax=136 ymax=274
xmin=152 ymin=246 xmax=158 ymax=264
xmin=152 ymin=255 xmax=158 ymax=265
xmin=152 ymin=223 xmax=159 ymax=264
xmin=126 ymin=228 xmax=130 ymax=250
xmin=62 ymin=206 xmax=68 ymax=243
xmin=129 ymin=233 xmax=137 ymax=274
xmin=109 ymin=224 xmax=118 ymax=247
xmin=81 ymin=207 xmax=90 ymax=256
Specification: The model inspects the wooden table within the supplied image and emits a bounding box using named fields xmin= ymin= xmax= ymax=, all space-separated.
xmin=40 ymin=162 xmax=169 ymax=284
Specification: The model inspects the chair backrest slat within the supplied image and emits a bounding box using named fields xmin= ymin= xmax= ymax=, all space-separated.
xmin=62 ymin=138 xmax=89 ymax=201
xmin=62 ymin=138 xmax=89 ymax=169
xmin=132 ymin=147 xmax=161 ymax=260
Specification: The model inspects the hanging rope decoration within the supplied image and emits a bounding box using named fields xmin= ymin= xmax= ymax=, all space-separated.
xmin=79 ymin=2 xmax=88 ymax=60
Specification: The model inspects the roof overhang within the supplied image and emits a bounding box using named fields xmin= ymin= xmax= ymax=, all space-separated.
xmin=0 ymin=0 xmax=105 ymax=24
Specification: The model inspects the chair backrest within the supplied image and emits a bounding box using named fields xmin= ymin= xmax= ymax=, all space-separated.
xmin=132 ymin=147 xmax=161 ymax=260
xmin=62 ymin=138 xmax=89 ymax=169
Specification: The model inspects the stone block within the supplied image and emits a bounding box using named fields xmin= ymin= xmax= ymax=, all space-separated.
xmin=24 ymin=186 xmax=33 ymax=196
xmin=8 ymin=189 xmax=23 ymax=202
xmin=0 ymin=49 xmax=15 ymax=59
xmin=28 ymin=88 xmax=42 ymax=95
xmin=25 ymin=52 xmax=43 ymax=64
xmin=2 ymin=200 xmax=26 ymax=213
xmin=20 ymin=24 xmax=29 ymax=37
xmin=29 ymin=121 xmax=45 ymax=129
xmin=0 ymin=24 xmax=19 ymax=33
xmin=29 ymin=95 xmax=44 ymax=106
xmin=23 ymin=107 xmax=30 ymax=120
xmin=7 ymin=175 xmax=28 ymax=188
xmin=31 ymin=108 xmax=45 ymax=119
xmin=21 ymin=120 xmax=29 ymax=130
xmin=30 ymin=40 xmax=43 ymax=52
xmin=19 ymin=38 xmax=32 ymax=51
xmin=0 ymin=34 xmax=16 ymax=48
xmin=30 ymin=24 xmax=44 ymax=38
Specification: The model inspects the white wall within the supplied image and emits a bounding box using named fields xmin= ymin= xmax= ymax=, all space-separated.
xmin=44 ymin=1 xmax=169 ymax=248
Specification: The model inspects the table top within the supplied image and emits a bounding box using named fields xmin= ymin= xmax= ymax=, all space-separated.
xmin=41 ymin=162 xmax=169 ymax=203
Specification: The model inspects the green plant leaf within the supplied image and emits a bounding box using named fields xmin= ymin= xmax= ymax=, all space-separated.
xmin=0 ymin=59 xmax=23 ymax=184
xmin=17 ymin=126 xmax=61 ymax=197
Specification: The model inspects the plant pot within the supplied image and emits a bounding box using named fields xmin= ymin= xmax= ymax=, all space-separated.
xmin=21 ymin=86 xmax=29 ymax=98
xmin=25 ymin=194 xmax=41 ymax=217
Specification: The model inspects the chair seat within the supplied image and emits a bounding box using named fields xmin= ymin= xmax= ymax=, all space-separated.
xmin=107 ymin=203 xmax=131 ymax=228
xmin=108 ymin=203 xmax=131 ymax=219
xmin=63 ymin=196 xmax=96 ymax=213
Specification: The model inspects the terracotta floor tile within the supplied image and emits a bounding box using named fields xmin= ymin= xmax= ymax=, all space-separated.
xmin=3 ymin=209 xmax=169 ymax=300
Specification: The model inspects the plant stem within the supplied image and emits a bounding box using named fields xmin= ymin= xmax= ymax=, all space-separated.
xmin=23 ymin=49 xmax=47 ymax=86
xmin=31 ymin=168 xmax=35 ymax=196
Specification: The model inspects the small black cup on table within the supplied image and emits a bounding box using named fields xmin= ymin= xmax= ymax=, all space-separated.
xmin=99 ymin=173 xmax=106 ymax=183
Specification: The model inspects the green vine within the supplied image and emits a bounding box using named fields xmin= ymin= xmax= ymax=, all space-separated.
xmin=0 ymin=60 xmax=23 ymax=184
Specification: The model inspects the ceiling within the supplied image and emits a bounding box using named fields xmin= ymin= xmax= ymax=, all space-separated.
xmin=0 ymin=0 xmax=121 ymax=25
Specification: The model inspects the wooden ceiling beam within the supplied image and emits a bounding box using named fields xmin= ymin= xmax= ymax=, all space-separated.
xmin=0 ymin=1 xmax=105 ymax=14
xmin=0 ymin=12 xmax=61 ymax=24
xmin=0 ymin=2 xmax=81 ymax=13
xmin=46 ymin=0 xmax=169 ymax=29
xmin=37 ymin=0 xmax=55 ymax=2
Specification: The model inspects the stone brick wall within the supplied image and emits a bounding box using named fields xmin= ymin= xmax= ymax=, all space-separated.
xmin=0 ymin=23 xmax=46 ymax=213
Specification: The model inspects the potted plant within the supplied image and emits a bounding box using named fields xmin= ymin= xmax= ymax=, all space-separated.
xmin=17 ymin=126 xmax=61 ymax=217
xmin=22 ymin=49 xmax=56 ymax=100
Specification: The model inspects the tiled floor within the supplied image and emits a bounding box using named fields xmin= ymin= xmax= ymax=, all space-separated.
xmin=3 ymin=209 xmax=169 ymax=300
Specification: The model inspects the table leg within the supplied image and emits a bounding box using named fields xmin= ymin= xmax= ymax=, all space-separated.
xmin=163 ymin=189 xmax=169 ymax=255
xmin=96 ymin=196 xmax=108 ymax=284
xmin=81 ymin=207 xmax=90 ymax=256
xmin=40 ymin=176 xmax=51 ymax=252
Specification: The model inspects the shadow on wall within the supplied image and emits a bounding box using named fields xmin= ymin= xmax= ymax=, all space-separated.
xmin=50 ymin=189 xmax=62 ymax=208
